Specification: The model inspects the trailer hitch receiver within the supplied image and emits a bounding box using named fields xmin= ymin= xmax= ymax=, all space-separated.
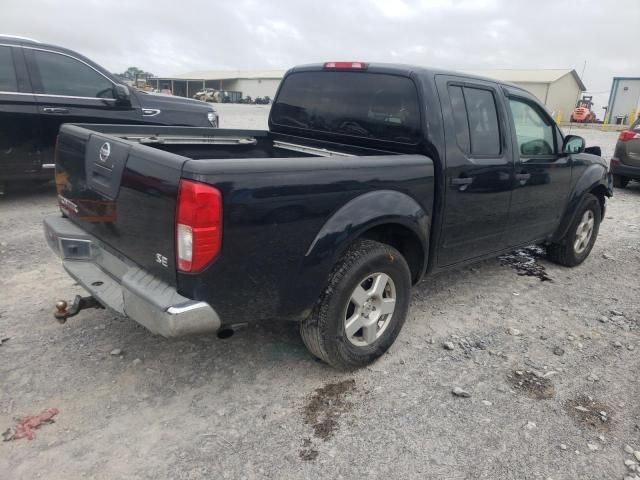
xmin=54 ymin=295 xmax=104 ymax=324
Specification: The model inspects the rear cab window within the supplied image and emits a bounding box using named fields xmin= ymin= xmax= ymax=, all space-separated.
xmin=271 ymin=71 xmax=422 ymax=144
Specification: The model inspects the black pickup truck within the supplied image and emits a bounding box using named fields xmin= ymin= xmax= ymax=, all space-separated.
xmin=44 ymin=62 xmax=612 ymax=369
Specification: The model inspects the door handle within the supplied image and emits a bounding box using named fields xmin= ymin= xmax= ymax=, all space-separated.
xmin=451 ymin=176 xmax=473 ymax=191
xmin=515 ymin=172 xmax=531 ymax=184
xmin=43 ymin=107 xmax=69 ymax=114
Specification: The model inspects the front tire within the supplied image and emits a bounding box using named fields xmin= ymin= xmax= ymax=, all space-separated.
xmin=613 ymin=175 xmax=629 ymax=189
xmin=547 ymin=193 xmax=601 ymax=267
xmin=300 ymin=239 xmax=412 ymax=370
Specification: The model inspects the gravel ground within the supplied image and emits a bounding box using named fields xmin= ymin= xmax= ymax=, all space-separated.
xmin=1 ymin=110 xmax=639 ymax=480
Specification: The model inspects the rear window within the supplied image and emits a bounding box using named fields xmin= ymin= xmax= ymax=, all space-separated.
xmin=271 ymin=71 xmax=421 ymax=144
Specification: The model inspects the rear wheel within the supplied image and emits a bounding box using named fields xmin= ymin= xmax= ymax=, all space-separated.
xmin=547 ymin=193 xmax=601 ymax=267
xmin=300 ymin=239 xmax=411 ymax=370
xmin=613 ymin=174 xmax=629 ymax=189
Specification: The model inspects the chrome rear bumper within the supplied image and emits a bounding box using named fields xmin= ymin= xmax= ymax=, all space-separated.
xmin=43 ymin=215 xmax=221 ymax=337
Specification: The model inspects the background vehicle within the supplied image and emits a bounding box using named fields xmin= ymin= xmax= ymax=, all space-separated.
xmin=570 ymin=95 xmax=596 ymax=123
xmin=45 ymin=62 xmax=612 ymax=369
xmin=193 ymin=88 xmax=217 ymax=102
xmin=0 ymin=35 xmax=218 ymax=187
xmin=610 ymin=118 xmax=640 ymax=187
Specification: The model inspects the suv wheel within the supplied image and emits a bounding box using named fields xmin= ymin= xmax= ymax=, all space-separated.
xmin=613 ymin=174 xmax=629 ymax=188
xmin=547 ymin=193 xmax=601 ymax=267
xmin=300 ymin=239 xmax=411 ymax=369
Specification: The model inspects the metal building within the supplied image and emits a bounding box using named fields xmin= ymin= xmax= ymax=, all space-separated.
xmin=605 ymin=77 xmax=640 ymax=125
xmin=463 ymin=69 xmax=586 ymax=122
xmin=147 ymin=70 xmax=284 ymax=100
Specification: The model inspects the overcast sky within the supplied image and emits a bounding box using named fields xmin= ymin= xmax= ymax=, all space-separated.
xmin=2 ymin=0 xmax=637 ymax=111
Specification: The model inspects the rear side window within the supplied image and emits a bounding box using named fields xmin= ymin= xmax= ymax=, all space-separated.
xmin=0 ymin=46 xmax=18 ymax=92
xmin=32 ymin=50 xmax=114 ymax=99
xmin=448 ymin=84 xmax=501 ymax=156
xmin=271 ymin=71 xmax=421 ymax=144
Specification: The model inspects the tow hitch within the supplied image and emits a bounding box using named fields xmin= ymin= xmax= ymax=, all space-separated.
xmin=54 ymin=296 xmax=104 ymax=324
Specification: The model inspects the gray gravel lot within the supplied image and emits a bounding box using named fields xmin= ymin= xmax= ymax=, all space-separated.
xmin=1 ymin=108 xmax=638 ymax=480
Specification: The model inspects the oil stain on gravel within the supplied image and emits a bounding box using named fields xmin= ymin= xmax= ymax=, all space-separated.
xmin=565 ymin=394 xmax=613 ymax=431
xmin=499 ymin=245 xmax=552 ymax=281
xmin=507 ymin=369 xmax=555 ymax=399
xmin=299 ymin=379 xmax=355 ymax=461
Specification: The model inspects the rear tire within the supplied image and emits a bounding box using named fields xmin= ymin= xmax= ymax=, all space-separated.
xmin=300 ymin=239 xmax=411 ymax=370
xmin=613 ymin=175 xmax=629 ymax=189
xmin=547 ymin=193 xmax=601 ymax=267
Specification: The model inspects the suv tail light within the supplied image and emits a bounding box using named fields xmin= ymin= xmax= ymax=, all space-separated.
xmin=176 ymin=180 xmax=222 ymax=273
xmin=618 ymin=130 xmax=640 ymax=142
xmin=323 ymin=61 xmax=368 ymax=70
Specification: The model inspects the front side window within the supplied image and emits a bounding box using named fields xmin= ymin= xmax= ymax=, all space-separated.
xmin=508 ymin=98 xmax=555 ymax=156
xmin=0 ymin=46 xmax=18 ymax=92
xmin=33 ymin=50 xmax=114 ymax=98
xmin=448 ymin=84 xmax=501 ymax=156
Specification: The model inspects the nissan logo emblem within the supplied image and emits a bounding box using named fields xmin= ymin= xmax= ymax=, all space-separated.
xmin=99 ymin=142 xmax=111 ymax=163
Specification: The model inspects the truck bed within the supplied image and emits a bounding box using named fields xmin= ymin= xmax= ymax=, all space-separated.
xmin=55 ymin=124 xmax=434 ymax=324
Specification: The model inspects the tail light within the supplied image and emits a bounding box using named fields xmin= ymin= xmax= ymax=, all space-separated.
xmin=323 ymin=61 xmax=368 ymax=70
xmin=618 ymin=130 xmax=640 ymax=142
xmin=176 ymin=180 xmax=222 ymax=273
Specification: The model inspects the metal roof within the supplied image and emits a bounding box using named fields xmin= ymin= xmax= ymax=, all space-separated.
xmin=461 ymin=69 xmax=586 ymax=90
xmin=155 ymin=70 xmax=286 ymax=81
xmin=152 ymin=67 xmax=586 ymax=90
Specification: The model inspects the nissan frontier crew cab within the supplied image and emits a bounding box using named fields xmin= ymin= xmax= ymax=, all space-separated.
xmin=44 ymin=62 xmax=612 ymax=369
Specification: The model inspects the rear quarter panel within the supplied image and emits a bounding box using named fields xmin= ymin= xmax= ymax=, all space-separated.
xmin=179 ymin=155 xmax=434 ymax=322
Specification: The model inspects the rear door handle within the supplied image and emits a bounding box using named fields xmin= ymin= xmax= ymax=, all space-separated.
xmin=451 ymin=177 xmax=473 ymax=185
xmin=451 ymin=176 xmax=473 ymax=191
xmin=42 ymin=107 xmax=69 ymax=114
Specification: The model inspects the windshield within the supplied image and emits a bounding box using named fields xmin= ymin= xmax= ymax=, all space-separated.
xmin=271 ymin=71 xmax=421 ymax=144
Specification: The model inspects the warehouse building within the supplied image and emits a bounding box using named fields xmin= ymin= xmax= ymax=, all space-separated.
xmin=149 ymin=68 xmax=586 ymax=121
xmin=605 ymin=77 xmax=640 ymax=125
xmin=147 ymin=70 xmax=284 ymax=100
xmin=463 ymin=69 xmax=586 ymax=122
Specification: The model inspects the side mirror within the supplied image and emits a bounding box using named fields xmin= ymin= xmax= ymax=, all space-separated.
xmin=563 ymin=135 xmax=585 ymax=154
xmin=114 ymin=84 xmax=131 ymax=104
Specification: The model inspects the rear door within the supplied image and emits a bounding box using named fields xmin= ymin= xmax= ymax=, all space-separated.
xmin=503 ymin=89 xmax=572 ymax=245
xmin=435 ymin=75 xmax=514 ymax=266
xmin=24 ymin=47 xmax=143 ymax=164
xmin=0 ymin=44 xmax=42 ymax=179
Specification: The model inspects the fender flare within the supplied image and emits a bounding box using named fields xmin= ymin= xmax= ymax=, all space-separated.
xmin=283 ymin=190 xmax=431 ymax=318
xmin=551 ymin=163 xmax=610 ymax=242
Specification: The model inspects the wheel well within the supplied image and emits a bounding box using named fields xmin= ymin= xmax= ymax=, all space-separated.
xmin=590 ymin=185 xmax=608 ymax=217
xmin=360 ymin=224 xmax=425 ymax=284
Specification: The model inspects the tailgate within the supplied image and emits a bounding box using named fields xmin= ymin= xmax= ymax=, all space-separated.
xmin=55 ymin=124 xmax=186 ymax=286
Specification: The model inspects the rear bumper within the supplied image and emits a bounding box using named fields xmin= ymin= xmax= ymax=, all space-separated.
xmin=43 ymin=215 xmax=221 ymax=337
xmin=610 ymin=160 xmax=640 ymax=179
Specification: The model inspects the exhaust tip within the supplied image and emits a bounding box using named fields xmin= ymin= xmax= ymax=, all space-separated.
xmin=217 ymin=328 xmax=234 ymax=339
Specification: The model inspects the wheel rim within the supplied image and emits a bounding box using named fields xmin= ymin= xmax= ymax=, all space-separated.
xmin=344 ymin=272 xmax=396 ymax=347
xmin=574 ymin=210 xmax=595 ymax=254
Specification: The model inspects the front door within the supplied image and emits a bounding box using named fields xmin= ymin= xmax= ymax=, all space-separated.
xmin=503 ymin=90 xmax=573 ymax=246
xmin=24 ymin=47 xmax=142 ymax=163
xmin=435 ymin=75 xmax=515 ymax=266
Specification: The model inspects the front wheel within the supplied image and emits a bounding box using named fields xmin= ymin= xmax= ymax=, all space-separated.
xmin=613 ymin=175 xmax=629 ymax=189
xmin=547 ymin=193 xmax=601 ymax=267
xmin=300 ymin=239 xmax=412 ymax=370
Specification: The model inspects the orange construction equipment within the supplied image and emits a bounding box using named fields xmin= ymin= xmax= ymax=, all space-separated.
xmin=571 ymin=95 xmax=596 ymax=123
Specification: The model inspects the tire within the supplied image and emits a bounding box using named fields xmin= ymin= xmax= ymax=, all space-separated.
xmin=547 ymin=193 xmax=601 ymax=267
xmin=300 ymin=239 xmax=412 ymax=369
xmin=613 ymin=175 xmax=629 ymax=189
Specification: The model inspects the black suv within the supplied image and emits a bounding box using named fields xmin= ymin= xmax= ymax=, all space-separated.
xmin=0 ymin=35 xmax=218 ymax=188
